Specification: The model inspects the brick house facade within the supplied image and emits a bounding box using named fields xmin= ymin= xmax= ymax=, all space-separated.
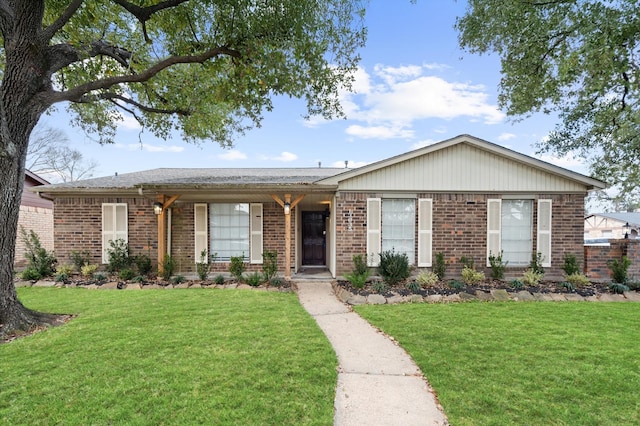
xmin=35 ymin=135 xmax=605 ymax=280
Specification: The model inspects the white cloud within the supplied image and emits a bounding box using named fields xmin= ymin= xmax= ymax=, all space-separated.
xmin=498 ymin=132 xmax=516 ymax=141
xmin=346 ymin=125 xmax=413 ymax=139
xmin=259 ymin=151 xmax=298 ymax=162
xmin=535 ymin=152 xmax=586 ymax=171
xmin=218 ymin=150 xmax=247 ymax=161
xmin=116 ymin=113 xmax=142 ymax=130
xmin=338 ymin=63 xmax=505 ymax=140
xmin=410 ymin=139 xmax=437 ymax=150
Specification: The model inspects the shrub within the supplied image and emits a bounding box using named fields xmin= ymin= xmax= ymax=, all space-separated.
xmin=135 ymin=254 xmax=153 ymax=276
xmin=160 ymin=254 xmax=176 ymax=280
xmin=417 ymin=271 xmax=439 ymax=287
xmin=269 ymin=277 xmax=283 ymax=287
xmin=20 ymin=227 xmax=57 ymax=279
xmin=214 ymin=274 xmax=225 ymax=285
xmin=608 ymin=256 xmax=631 ymax=284
xmin=488 ymin=251 xmax=507 ymax=280
xmin=132 ymin=275 xmax=146 ymax=283
xmin=562 ymin=253 xmax=581 ymax=276
xmin=105 ymin=239 xmax=131 ymax=273
xmin=56 ymin=263 xmax=75 ymax=276
xmin=118 ymin=268 xmax=136 ymax=281
xmin=81 ymin=263 xmax=99 ymax=278
xmin=522 ymin=269 xmax=544 ymax=286
xmin=372 ymin=280 xmax=388 ymax=294
xmin=69 ymin=250 xmax=92 ymax=272
xmin=529 ymin=253 xmax=545 ymax=275
xmin=345 ymin=254 xmax=370 ymax=289
xmin=565 ymin=273 xmax=590 ymax=287
xmin=262 ymin=250 xmax=278 ymax=282
xmin=558 ymin=281 xmax=576 ymax=292
xmin=406 ymin=281 xmax=421 ymax=293
xmin=172 ymin=275 xmax=186 ymax=284
xmin=229 ymin=254 xmax=246 ymax=281
xmin=433 ymin=252 xmax=446 ymax=280
xmin=245 ymin=271 xmax=263 ymax=287
xmin=20 ymin=268 xmax=40 ymax=281
xmin=448 ymin=279 xmax=465 ymax=290
xmin=54 ymin=272 xmax=69 ymax=283
xmin=460 ymin=256 xmax=475 ymax=270
xmin=461 ymin=266 xmax=485 ymax=285
xmin=377 ymin=250 xmax=411 ymax=286
xmin=609 ymin=282 xmax=629 ymax=294
xmin=510 ymin=279 xmax=524 ymax=290
xmin=195 ymin=250 xmax=216 ymax=281
xmin=94 ymin=272 xmax=107 ymax=282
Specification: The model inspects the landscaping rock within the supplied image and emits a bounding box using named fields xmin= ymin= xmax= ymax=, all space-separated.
xmin=624 ymin=291 xmax=640 ymax=302
xmin=386 ymin=295 xmax=404 ymax=304
xmin=459 ymin=292 xmax=477 ymax=301
xmin=598 ymin=293 xmax=626 ymax=302
xmin=564 ymin=293 xmax=585 ymax=302
xmin=173 ymin=282 xmax=190 ymax=289
xmin=367 ymin=294 xmax=386 ymax=305
xmin=407 ymin=294 xmax=424 ymax=303
xmin=537 ymin=293 xmax=557 ymax=302
xmin=490 ymin=289 xmax=511 ymax=301
xmin=14 ymin=280 xmax=33 ymax=288
xmin=100 ymin=282 xmax=119 ymax=290
xmin=189 ymin=283 xmax=202 ymax=289
xmin=347 ymin=294 xmax=367 ymax=305
xmin=475 ymin=290 xmax=493 ymax=301
xmin=425 ymin=294 xmax=443 ymax=303
xmin=444 ymin=293 xmax=461 ymax=303
xmin=514 ymin=291 xmax=535 ymax=301
xmin=337 ymin=288 xmax=353 ymax=303
xmin=146 ymin=284 xmax=165 ymax=290
xmin=33 ymin=280 xmax=54 ymax=287
xmin=125 ymin=283 xmax=142 ymax=290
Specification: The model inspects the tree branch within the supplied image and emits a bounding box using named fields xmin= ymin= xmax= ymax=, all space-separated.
xmin=112 ymin=0 xmax=190 ymax=42
xmin=43 ymin=45 xmax=241 ymax=107
xmin=100 ymin=92 xmax=191 ymax=116
xmin=47 ymin=40 xmax=134 ymax=77
xmin=40 ymin=0 xmax=84 ymax=42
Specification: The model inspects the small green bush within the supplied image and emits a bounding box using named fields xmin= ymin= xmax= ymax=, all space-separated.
xmin=448 ymin=279 xmax=465 ymax=290
xmin=261 ymin=250 xmax=278 ymax=282
xmin=461 ymin=266 xmax=485 ymax=285
xmin=135 ymin=254 xmax=153 ymax=276
xmin=565 ymin=273 xmax=590 ymax=287
xmin=608 ymin=256 xmax=631 ymax=284
xmin=56 ymin=263 xmax=74 ymax=276
xmin=81 ymin=263 xmax=99 ymax=278
xmin=488 ymin=251 xmax=507 ymax=280
xmin=20 ymin=227 xmax=57 ymax=279
xmin=214 ymin=274 xmax=225 ymax=285
xmin=69 ymin=250 xmax=92 ymax=272
xmin=406 ymin=281 xmax=421 ymax=293
xmin=608 ymin=282 xmax=629 ymax=294
xmin=132 ymin=275 xmax=146 ymax=283
xmin=161 ymin=254 xmax=176 ymax=280
xmin=245 ymin=271 xmax=263 ymax=287
xmin=522 ymin=268 xmax=544 ymax=286
xmin=372 ymin=280 xmax=388 ymax=294
xmin=106 ymin=239 xmax=132 ymax=273
xmin=345 ymin=254 xmax=370 ymax=289
xmin=195 ymin=250 xmax=213 ymax=281
xmin=118 ymin=268 xmax=136 ymax=281
xmin=529 ymin=253 xmax=545 ymax=275
xmin=94 ymin=272 xmax=107 ymax=282
xmin=377 ymin=250 xmax=411 ymax=286
xmin=54 ymin=272 xmax=69 ymax=283
xmin=345 ymin=271 xmax=369 ymax=289
xmin=460 ymin=256 xmax=475 ymax=270
xmin=562 ymin=253 xmax=581 ymax=276
xmin=269 ymin=277 xmax=283 ymax=287
xmin=510 ymin=279 xmax=524 ymax=289
xmin=417 ymin=271 xmax=439 ymax=287
xmin=229 ymin=254 xmax=246 ymax=281
xmin=172 ymin=274 xmax=186 ymax=284
xmin=20 ymin=268 xmax=41 ymax=281
xmin=433 ymin=252 xmax=446 ymax=280
xmin=558 ymin=281 xmax=576 ymax=292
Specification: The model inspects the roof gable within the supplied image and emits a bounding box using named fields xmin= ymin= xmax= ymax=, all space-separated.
xmin=318 ymin=134 xmax=606 ymax=193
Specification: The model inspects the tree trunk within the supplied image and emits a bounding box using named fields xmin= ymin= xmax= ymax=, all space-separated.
xmin=0 ymin=2 xmax=68 ymax=339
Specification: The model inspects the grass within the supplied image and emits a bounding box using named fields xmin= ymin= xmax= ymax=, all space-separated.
xmin=0 ymin=288 xmax=337 ymax=425
xmin=355 ymin=302 xmax=640 ymax=425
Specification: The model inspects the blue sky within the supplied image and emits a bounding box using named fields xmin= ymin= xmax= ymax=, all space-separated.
xmin=40 ymin=0 xmax=586 ymax=178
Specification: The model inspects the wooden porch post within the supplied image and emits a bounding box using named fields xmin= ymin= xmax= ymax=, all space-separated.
xmin=155 ymin=194 xmax=180 ymax=275
xmin=271 ymin=193 xmax=305 ymax=280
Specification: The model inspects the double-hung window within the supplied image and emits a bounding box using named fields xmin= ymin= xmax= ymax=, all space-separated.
xmin=381 ymin=199 xmax=416 ymax=263
xmin=101 ymin=203 xmax=128 ymax=264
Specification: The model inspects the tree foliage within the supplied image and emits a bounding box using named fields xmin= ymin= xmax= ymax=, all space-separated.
xmin=0 ymin=0 xmax=367 ymax=338
xmin=456 ymin=0 xmax=639 ymax=199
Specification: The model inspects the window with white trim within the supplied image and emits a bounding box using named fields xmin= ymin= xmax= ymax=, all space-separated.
xmin=101 ymin=203 xmax=128 ymax=264
xmin=501 ymin=200 xmax=533 ymax=266
xmin=194 ymin=203 xmax=263 ymax=263
xmin=381 ymin=199 xmax=415 ymax=264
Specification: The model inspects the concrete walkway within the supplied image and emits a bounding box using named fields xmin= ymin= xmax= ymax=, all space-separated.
xmin=296 ymin=281 xmax=449 ymax=426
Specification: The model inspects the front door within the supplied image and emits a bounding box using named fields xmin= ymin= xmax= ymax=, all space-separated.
xmin=302 ymin=211 xmax=326 ymax=265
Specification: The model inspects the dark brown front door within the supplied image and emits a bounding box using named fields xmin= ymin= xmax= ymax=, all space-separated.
xmin=302 ymin=211 xmax=326 ymax=265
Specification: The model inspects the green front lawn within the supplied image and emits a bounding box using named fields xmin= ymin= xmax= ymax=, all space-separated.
xmin=1 ymin=288 xmax=336 ymax=425
xmin=356 ymin=302 xmax=640 ymax=425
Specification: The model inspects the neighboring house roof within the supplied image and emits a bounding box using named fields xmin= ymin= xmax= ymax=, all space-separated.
xmin=22 ymin=169 xmax=53 ymax=209
xmin=317 ymin=134 xmax=606 ymax=192
xmin=585 ymin=212 xmax=640 ymax=227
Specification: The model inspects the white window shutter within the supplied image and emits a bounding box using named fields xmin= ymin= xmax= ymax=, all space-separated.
xmin=537 ymin=199 xmax=552 ymax=267
xmin=486 ymin=199 xmax=501 ymax=267
xmin=367 ymin=198 xmax=382 ymax=266
xmin=250 ymin=203 xmax=263 ymax=264
xmin=418 ymin=198 xmax=433 ymax=267
xmin=102 ymin=203 xmax=128 ymax=264
xmin=194 ymin=203 xmax=208 ymax=263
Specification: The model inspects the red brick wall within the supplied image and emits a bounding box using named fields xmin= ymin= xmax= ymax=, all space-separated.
xmin=15 ymin=205 xmax=54 ymax=268
xmin=585 ymin=240 xmax=640 ymax=281
xmin=333 ymin=192 xmax=586 ymax=279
